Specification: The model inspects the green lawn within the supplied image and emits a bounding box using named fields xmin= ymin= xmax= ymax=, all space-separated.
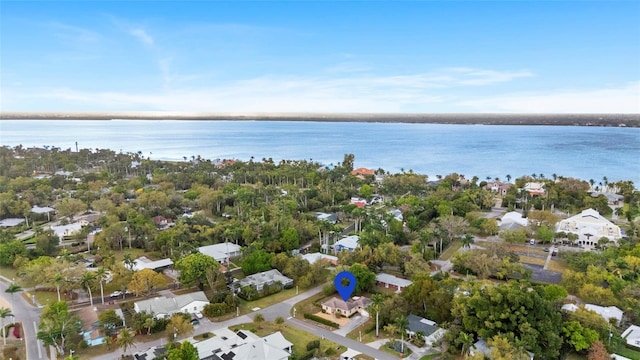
xmin=245 ymin=286 xmax=301 ymax=310
xmin=613 ymin=346 xmax=640 ymax=360
xmin=419 ymin=353 xmax=442 ymax=360
xmin=439 ymin=240 xmax=462 ymax=261
xmin=0 ymin=266 xmax=18 ymax=281
xmin=292 ymin=291 xmax=326 ymax=316
xmin=380 ymin=340 xmax=412 ymax=357
xmin=547 ymin=259 xmax=569 ymax=273
xmin=346 ymin=318 xmax=378 ymax=344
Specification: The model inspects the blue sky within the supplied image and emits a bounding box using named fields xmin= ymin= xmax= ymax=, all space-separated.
xmin=1 ymin=1 xmax=639 ymax=113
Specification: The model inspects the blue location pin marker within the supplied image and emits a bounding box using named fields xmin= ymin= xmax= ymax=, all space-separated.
xmin=334 ymin=271 xmax=357 ymax=301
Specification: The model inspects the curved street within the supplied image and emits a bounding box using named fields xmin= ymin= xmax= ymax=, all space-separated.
xmin=0 ymin=277 xmax=49 ymax=359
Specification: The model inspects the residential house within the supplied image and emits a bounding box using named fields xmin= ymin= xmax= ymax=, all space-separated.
xmin=236 ymin=269 xmax=293 ymax=292
xmin=134 ymin=291 xmax=209 ymax=319
xmin=406 ymin=314 xmax=445 ymax=346
xmin=0 ymin=218 xmax=25 ymax=228
xmin=375 ymin=273 xmax=413 ymax=293
xmin=351 ymin=167 xmax=375 ymax=179
xmin=590 ymin=192 xmax=624 ymax=206
xmin=321 ymin=296 xmax=372 ymax=317
xmin=524 ymin=182 xmax=545 ymax=196
xmin=470 ymin=338 xmax=534 ymax=360
xmin=31 ymin=205 xmax=55 ymax=221
xmin=332 ymin=235 xmax=360 ymax=253
xmin=198 ymin=242 xmax=242 ymax=263
xmin=389 ymin=209 xmax=403 ymax=222
xmin=562 ymin=303 xmax=624 ymax=325
xmin=316 ymin=212 xmax=338 ymax=224
xmin=152 ymin=216 xmax=174 ymax=230
xmin=50 ymin=222 xmax=83 ymax=240
xmin=135 ymin=328 xmax=293 ymax=360
xmin=498 ymin=211 xmax=529 ymax=231
xmin=621 ymin=325 xmax=640 ymax=349
xmin=556 ymin=208 xmax=622 ymax=246
xmin=74 ymin=307 xmax=124 ymax=347
xmin=584 ymin=304 xmax=624 ymax=325
xmin=129 ymin=256 xmax=173 ymax=272
xmin=485 ymin=181 xmax=512 ymax=196
xmin=350 ymin=197 xmax=367 ymax=208
xmin=301 ymin=252 xmax=338 ymax=266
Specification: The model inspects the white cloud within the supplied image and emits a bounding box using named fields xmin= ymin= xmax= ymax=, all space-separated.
xmin=458 ymin=82 xmax=640 ymax=113
xmin=9 ymin=68 xmax=635 ymax=113
xmin=130 ymin=28 xmax=154 ymax=46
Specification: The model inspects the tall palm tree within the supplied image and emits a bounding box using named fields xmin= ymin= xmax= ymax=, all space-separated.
xmin=95 ymin=267 xmax=107 ymax=305
xmin=394 ymin=315 xmax=409 ymax=354
xmin=369 ymin=294 xmax=384 ymax=337
xmin=80 ymin=272 xmax=96 ymax=307
xmin=0 ymin=307 xmax=13 ymax=345
xmin=5 ymin=283 xmax=22 ymax=311
xmin=458 ymin=331 xmax=474 ymax=356
xmin=117 ymin=327 xmax=135 ymax=356
xmin=461 ymin=233 xmax=474 ymax=249
xmin=53 ymin=273 xmax=64 ymax=301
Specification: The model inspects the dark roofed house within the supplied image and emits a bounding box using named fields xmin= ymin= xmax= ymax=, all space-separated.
xmin=321 ymin=296 xmax=371 ymax=317
xmin=407 ymin=314 xmax=445 ymax=346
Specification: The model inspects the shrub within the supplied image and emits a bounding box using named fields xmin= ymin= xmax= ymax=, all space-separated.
xmin=306 ymin=340 xmax=320 ymax=351
xmin=303 ymin=313 xmax=339 ymax=328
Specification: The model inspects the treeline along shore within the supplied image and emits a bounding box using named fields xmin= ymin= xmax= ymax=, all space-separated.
xmin=2 ymin=112 xmax=640 ymax=127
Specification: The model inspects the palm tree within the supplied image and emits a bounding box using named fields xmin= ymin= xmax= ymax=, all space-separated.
xmin=117 ymin=327 xmax=135 ymax=356
xmin=96 ymin=267 xmax=107 ymax=305
xmin=80 ymin=272 xmax=96 ymax=307
xmin=461 ymin=233 xmax=474 ymax=249
xmin=458 ymin=331 xmax=474 ymax=356
xmin=394 ymin=315 xmax=409 ymax=354
xmin=123 ymin=253 xmax=135 ymax=271
xmin=253 ymin=313 xmax=265 ymax=329
xmin=506 ymin=174 xmax=511 ymax=183
xmin=53 ymin=273 xmax=64 ymax=301
xmin=369 ymin=293 xmax=384 ymax=337
xmin=0 ymin=307 xmax=13 ymax=345
xmin=5 ymin=283 xmax=22 ymax=311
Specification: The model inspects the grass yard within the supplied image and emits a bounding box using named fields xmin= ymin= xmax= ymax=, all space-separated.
xmin=518 ymin=255 xmax=546 ymax=266
xmin=230 ymin=322 xmax=347 ymax=357
xmin=419 ymin=353 xmax=443 ymax=360
xmin=0 ymin=338 xmax=27 ymax=360
xmin=380 ymin=340 xmax=412 ymax=357
xmin=439 ymin=240 xmax=462 ymax=261
xmin=292 ymin=291 xmax=326 ymax=316
xmin=613 ymin=346 xmax=640 ymax=359
xmin=31 ymin=289 xmax=60 ymax=306
xmin=245 ymin=286 xmax=301 ymax=310
xmin=546 ymin=259 xmax=569 ymax=273
xmin=0 ymin=266 xmax=18 ymax=281
xmin=346 ymin=318 xmax=378 ymax=344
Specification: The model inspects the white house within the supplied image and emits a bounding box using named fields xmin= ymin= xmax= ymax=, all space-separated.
xmin=50 ymin=222 xmax=83 ymax=240
xmin=524 ymin=182 xmax=545 ymax=196
xmin=129 ymin=256 xmax=173 ymax=272
xmin=301 ymin=252 xmax=338 ymax=265
xmin=375 ymin=273 xmax=413 ymax=293
xmin=133 ymin=291 xmax=209 ymax=319
xmin=198 ymin=242 xmax=242 ymax=263
xmin=556 ymin=208 xmax=622 ymax=247
xmin=175 ymin=328 xmax=292 ymax=360
xmin=563 ymin=303 xmax=624 ymax=325
xmin=499 ymin=211 xmax=529 ymax=230
xmin=237 ymin=269 xmax=293 ymax=292
xmin=332 ymin=235 xmax=360 ymax=253
xmin=621 ymin=325 xmax=640 ymax=349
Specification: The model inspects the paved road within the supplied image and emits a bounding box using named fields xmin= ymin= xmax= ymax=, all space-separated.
xmin=92 ymin=285 xmax=398 ymax=360
xmin=0 ymin=278 xmax=49 ymax=359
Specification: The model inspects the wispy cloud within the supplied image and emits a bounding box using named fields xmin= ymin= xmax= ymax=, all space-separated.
xmin=129 ymin=28 xmax=154 ymax=46
xmin=9 ymin=68 xmax=634 ymax=113
xmin=458 ymin=82 xmax=640 ymax=113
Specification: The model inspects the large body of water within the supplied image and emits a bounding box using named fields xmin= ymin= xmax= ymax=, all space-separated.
xmin=1 ymin=120 xmax=639 ymax=185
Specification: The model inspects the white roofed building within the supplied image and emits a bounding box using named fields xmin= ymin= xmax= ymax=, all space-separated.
xmin=556 ymin=208 xmax=622 ymax=247
xmin=375 ymin=273 xmax=413 ymax=293
xmin=198 ymin=242 xmax=242 ymax=263
xmin=134 ymin=291 xmax=209 ymax=319
xmin=332 ymin=235 xmax=360 ymax=253
xmin=622 ymin=325 xmax=640 ymax=349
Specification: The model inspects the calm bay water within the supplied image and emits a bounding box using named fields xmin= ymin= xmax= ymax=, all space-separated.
xmin=1 ymin=120 xmax=639 ymax=184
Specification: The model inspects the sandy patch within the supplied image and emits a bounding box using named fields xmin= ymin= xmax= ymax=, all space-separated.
xmin=314 ymin=312 xmax=350 ymax=326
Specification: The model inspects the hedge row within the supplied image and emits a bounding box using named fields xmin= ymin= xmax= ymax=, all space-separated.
xmin=303 ymin=313 xmax=339 ymax=328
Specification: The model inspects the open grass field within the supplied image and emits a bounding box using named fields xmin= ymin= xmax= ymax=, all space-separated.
xmin=547 ymin=259 xmax=569 ymax=273
xmin=518 ymin=255 xmax=546 ymax=266
xmin=346 ymin=318 xmax=377 ymax=343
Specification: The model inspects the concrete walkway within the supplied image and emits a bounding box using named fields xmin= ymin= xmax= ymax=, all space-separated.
xmin=333 ymin=313 xmax=369 ymax=336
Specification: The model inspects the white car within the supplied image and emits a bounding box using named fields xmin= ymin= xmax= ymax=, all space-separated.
xmin=194 ymin=311 xmax=203 ymax=319
xmin=110 ymin=291 xmax=123 ymax=298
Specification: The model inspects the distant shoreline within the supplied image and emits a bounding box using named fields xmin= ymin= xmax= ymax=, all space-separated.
xmin=1 ymin=112 xmax=639 ymax=127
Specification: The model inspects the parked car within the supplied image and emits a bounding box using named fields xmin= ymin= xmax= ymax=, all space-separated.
xmin=110 ymin=291 xmax=123 ymax=298
xmin=194 ymin=311 xmax=204 ymax=319
xmin=544 ymin=247 xmax=550 ymax=252
xmin=552 ymin=248 xmax=559 ymax=256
